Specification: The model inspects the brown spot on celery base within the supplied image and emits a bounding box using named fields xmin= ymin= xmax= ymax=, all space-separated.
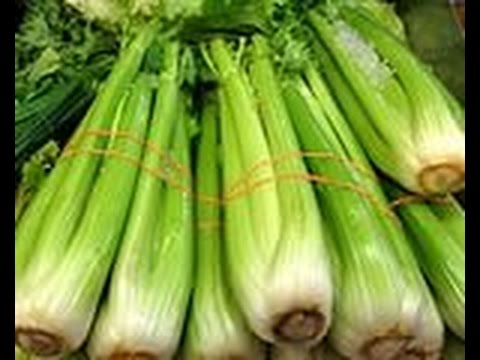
xmin=361 ymin=334 xmax=441 ymax=360
xmin=15 ymin=328 xmax=66 ymax=357
xmin=418 ymin=161 xmax=464 ymax=194
xmin=273 ymin=309 xmax=326 ymax=345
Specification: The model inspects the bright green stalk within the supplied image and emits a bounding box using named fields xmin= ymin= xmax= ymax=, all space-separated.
xmin=283 ymin=65 xmax=443 ymax=359
xmin=15 ymin=23 xmax=156 ymax=283
xmin=443 ymin=333 xmax=465 ymax=360
xmin=88 ymin=43 xmax=194 ymax=359
xmin=386 ymin=185 xmax=465 ymax=339
xmin=330 ymin=0 xmax=407 ymax=41
xmin=428 ymin=196 xmax=465 ymax=247
xmin=209 ymin=38 xmax=332 ymax=347
xmin=15 ymin=73 xmax=153 ymax=357
xmin=184 ymin=97 xmax=265 ymax=359
xmin=249 ymin=36 xmax=333 ymax=344
xmin=307 ymin=9 xmax=464 ymax=195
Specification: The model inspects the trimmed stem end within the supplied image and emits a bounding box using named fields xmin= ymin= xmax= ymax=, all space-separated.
xmin=362 ymin=336 xmax=441 ymax=360
xmin=15 ymin=328 xmax=66 ymax=357
xmin=418 ymin=161 xmax=464 ymax=194
xmin=362 ymin=336 xmax=410 ymax=360
xmin=273 ymin=309 xmax=326 ymax=345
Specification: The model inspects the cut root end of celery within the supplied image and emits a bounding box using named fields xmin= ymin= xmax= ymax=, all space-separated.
xmin=418 ymin=161 xmax=465 ymax=194
xmin=15 ymin=328 xmax=66 ymax=357
xmin=273 ymin=309 xmax=326 ymax=344
xmin=109 ymin=351 xmax=158 ymax=360
xmin=362 ymin=335 xmax=410 ymax=360
xmin=361 ymin=335 xmax=441 ymax=360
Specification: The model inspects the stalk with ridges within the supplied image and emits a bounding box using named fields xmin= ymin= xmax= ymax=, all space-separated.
xmin=15 ymin=22 xmax=156 ymax=284
xmin=184 ymin=95 xmax=265 ymax=360
xmin=15 ymin=69 xmax=153 ymax=357
xmin=209 ymin=37 xmax=333 ymax=347
xmin=283 ymin=63 xmax=444 ymax=359
xmin=88 ymin=42 xmax=194 ymax=360
xmin=307 ymin=8 xmax=464 ymax=195
xmin=385 ymin=184 xmax=465 ymax=339
xmin=250 ymin=35 xmax=333 ymax=346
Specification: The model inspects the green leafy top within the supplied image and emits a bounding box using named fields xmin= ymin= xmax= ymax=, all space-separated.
xmin=15 ymin=0 xmax=119 ymax=99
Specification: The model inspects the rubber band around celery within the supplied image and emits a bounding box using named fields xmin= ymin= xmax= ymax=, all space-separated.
xmin=61 ymin=146 xmax=398 ymax=222
xmin=224 ymin=172 xmax=399 ymax=224
xmin=65 ymin=128 xmax=191 ymax=178
xmin=227 ymin=150 xmax=377 ymax=195
xmin=60 ymin=147 xmax=221 ymax=206
xmin=389 ymin=194 xmax=451 ymax=210
xmin=67 ymin=133 xmax=376 ymax=195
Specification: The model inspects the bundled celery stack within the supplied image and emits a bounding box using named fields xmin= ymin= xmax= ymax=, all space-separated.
xmin=307 ymin=6 xmax=464 ymax=196
xmin=87 ymin=41 xmax=195 ymax=359
xmin=183 ymin=95 xmax=265 ymax=359
xmin=207 ymin=36 xmax=333 ymax=348
xmin=283 ymin=50 xmax=444 ymax=359
xmin=15 ymin=0 xmax=465 ymax=359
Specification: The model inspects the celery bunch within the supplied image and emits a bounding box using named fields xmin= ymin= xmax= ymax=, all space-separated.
xmin=283 ymin=61 xmax=444 ymax=359
xmin=307 ymin=6 xmax=465 ymax=195
xmin=15 ymin=24 xmax=156 ymax=357
xmin=88 ymin=42 xmax=194 ymax=359
xmin=208 ymin=37 xmax=333 ymax=347
xmin=184 ymin=96 xmax=265 ymax=359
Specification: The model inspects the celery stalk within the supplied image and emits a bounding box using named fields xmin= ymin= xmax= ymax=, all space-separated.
xmin=283 ymin=65 xmax=444 ymax=359
xmin=184 ymin=96 xmax=265 ymax=359
xmin=331 ymin=0 xmax=407 ymax=41
xmin=386 ymin=185 xmax=465 ymax=339
xmin=308 ymin=9 xmax=464 ymax=195
xmin=428 ymin=197 xmax=465 ymax=247
xmin=15 ymin=72 xmax=153 ymax=357
xmin=249 ymin=36 xmax=333 ymax=345
xmin=15 ymin=23 xmax=156 ymax=283
xmin=209 ymin=38 xmax=333 ymax=347
xmin=88 ymin=43 xmax=194 ymax=359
